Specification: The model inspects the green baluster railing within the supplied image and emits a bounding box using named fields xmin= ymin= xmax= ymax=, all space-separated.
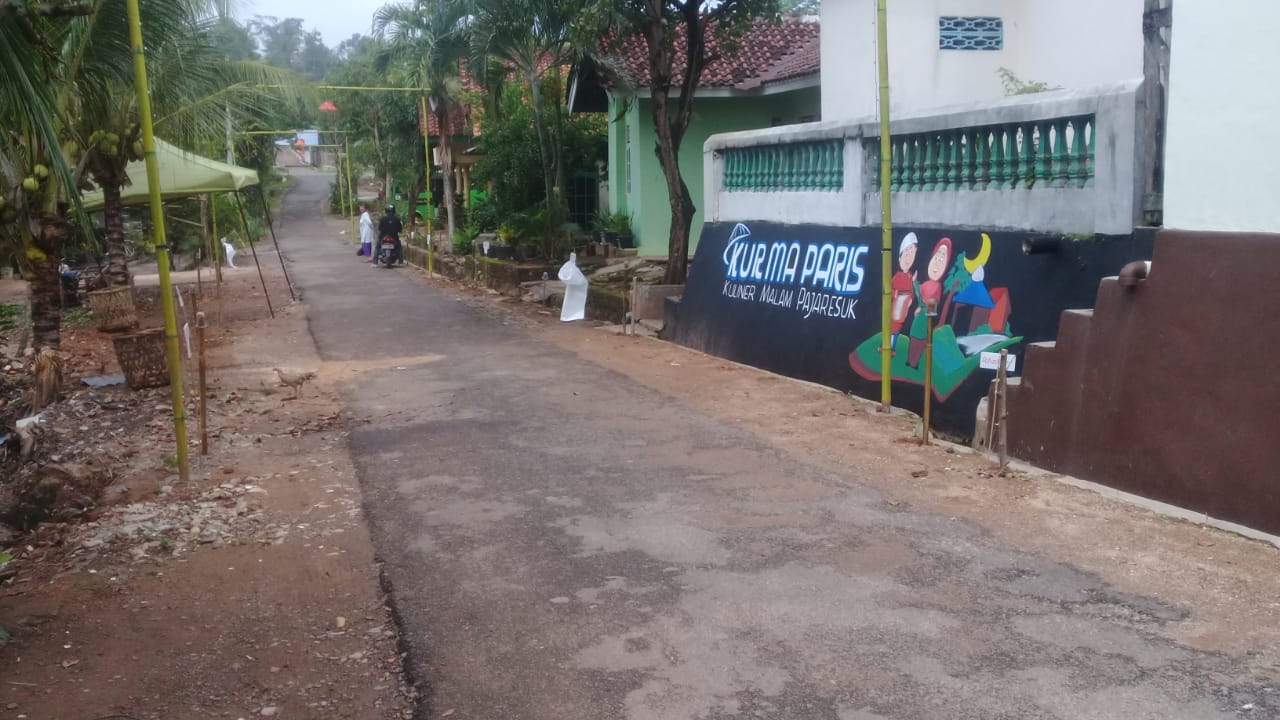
xmin=1033 ymin=122 xmax=1050 ymax=189
xmin=1051 ymin=119 xmax=1069 ymax=188
xmin=1084 ymin=117 xmax=1095 ymax=187
xmin=890 ymin=138 xmax=903 ymax=192
xmin=1072 ymin=118 xmax=1089 ymax=188
xmin=1065 ymin=120 xmax=1082 ymax=188
xmin=992 ymin=128 xmax=1007 ymax=189
xmin=921 ymin=135 xmax=936 ymax=191
xmin=944 ymin=134 xmax=959 ymax=190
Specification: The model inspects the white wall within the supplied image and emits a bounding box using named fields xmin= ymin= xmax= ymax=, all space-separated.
xmin=1016 ymin=0 xmax=1143 ymax=92
xmin=1164 ymin=0 xmax=1280 ymax=232
xmin=822 ymin=0 xmax=1142 ymax=123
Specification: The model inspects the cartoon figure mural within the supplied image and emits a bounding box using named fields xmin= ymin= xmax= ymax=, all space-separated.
xmin=889 ymin=232 xmax=918 ymax=346
xmin=849 ymin=232 xmax=1021 ymax=400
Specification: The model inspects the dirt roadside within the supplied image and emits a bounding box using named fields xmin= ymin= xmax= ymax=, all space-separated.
xmin=429 ymin=275 xmax=1280 ymax=681
xmin=0 ymin=268 xmax=413 ymax=720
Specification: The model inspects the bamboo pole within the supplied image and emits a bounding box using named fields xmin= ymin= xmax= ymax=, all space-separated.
xmin=126 ymin=0 xmax=189 ymax=482
xmin=876 ymin=0 xmax=894 ymax=412
xmin=345 ymin=137 xmax=357 ymax=240
xmin=233 ymin=192 xmax=274 ymax=318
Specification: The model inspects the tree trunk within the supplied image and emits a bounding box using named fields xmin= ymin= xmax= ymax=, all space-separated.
xmin=527 ymin=69 xmax=556 ymax=208
xmin=101 ymin=182 xmax=130 ymax=287
xmin=28 ymin=211 xmax=67 ymax=350
xmin=650 ymin=88 xmax=695 ymax=284
xmin=436 ymin=107 xmax=458 ymax=240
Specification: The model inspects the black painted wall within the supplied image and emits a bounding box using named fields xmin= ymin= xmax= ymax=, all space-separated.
xmin=668 ymin=221 xmax=1155 ymax=437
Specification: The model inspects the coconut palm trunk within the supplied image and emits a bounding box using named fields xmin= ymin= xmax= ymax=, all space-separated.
xmin=436 ymin=106 xmax=458 ymax=240
xmin=100 ymin=182 xmax=131 ymax=287
xmin=29 ymin=210 xmax=68 ymax=349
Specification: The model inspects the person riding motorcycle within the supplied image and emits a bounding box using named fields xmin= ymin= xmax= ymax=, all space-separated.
xmin=375 ymin=204 xmax=404 ymax=267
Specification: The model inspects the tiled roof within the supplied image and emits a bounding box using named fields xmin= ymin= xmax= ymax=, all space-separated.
xmin=606 ymin=16 xmax=820 ymax=91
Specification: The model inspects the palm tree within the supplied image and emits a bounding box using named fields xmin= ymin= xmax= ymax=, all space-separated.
xmin=374 ymin=0 xmax=471 ymax=240
xmin=0 ymin=5 xmax=92 ymax=349
xmin=72 ymin=2 xmax=310 ymax=287
xmin=471 ymin=0 xmax=584 ymax=214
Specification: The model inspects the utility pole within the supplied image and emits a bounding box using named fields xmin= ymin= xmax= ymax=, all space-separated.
xmin=1141 ymin=0 xmax=1172 ymax=226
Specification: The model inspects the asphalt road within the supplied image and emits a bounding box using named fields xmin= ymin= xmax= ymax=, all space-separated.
xmin=278 ymin=172 xmax=1276 ymax=720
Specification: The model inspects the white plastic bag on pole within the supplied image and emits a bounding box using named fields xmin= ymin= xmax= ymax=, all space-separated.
xmin=558 ymin=252 xmax=588 ymax=322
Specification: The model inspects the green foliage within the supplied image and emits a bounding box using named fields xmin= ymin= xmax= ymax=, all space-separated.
xmin=595 ymin=210 xmax=633 ymax=236
xmin=471 ymin=86 xmax=607 ymax=225
xmin=997 ymin=67 xmax=1059 ymax=96
xmin=579 ymin=0 xmax=783 ymax=282
xmin=452 ymin=229 xmax=474 ymax=255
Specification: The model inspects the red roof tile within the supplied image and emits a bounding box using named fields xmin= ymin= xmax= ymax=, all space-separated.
xmin=605 ymin=16 xmax=820 ymax=92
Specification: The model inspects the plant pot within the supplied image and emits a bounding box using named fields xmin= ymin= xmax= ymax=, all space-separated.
xmin=617 ymin=234 xmax=635 ymax=249
xmin=604 ymin=231 xmax=619 ymax=246
xmin=494 ymin=246 xmax=514 ymax=260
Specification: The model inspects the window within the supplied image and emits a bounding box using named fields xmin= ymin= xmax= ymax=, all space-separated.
xmin=939 ymin=17 xmax=1003 ymax=51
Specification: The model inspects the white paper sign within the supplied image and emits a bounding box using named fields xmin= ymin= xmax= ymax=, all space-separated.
xmin=980 ymin=351 xmax=1017 ymax=372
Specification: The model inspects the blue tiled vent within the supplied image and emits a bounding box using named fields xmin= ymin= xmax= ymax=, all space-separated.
xmin=939 ymin=16 xmax=1003 ymax=51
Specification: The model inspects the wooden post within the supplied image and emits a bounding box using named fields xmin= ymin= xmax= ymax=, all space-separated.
xmin=997 ymin=348 xmax=1009 ymax=469
xmin=630 ymin=276 xmax=638 ymax=335
xmin=921 ymin=299 xmax=937 ymax=445
xmin=196 ymin=311 xmax=208 ymax=455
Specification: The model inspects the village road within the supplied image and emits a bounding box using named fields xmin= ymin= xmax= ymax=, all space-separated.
xmin=278 ymin=172 xmax=1277 ymax=720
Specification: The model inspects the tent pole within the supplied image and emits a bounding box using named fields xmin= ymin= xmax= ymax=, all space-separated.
xmin=258 ymin=188 xmax=295 ymax=300
xmin=234 ymin=191 xmax=274 ymax=318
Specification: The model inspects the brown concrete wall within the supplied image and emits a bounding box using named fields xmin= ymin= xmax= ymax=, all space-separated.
xmin=1006 ymin=230 xmax=1280 ymax=534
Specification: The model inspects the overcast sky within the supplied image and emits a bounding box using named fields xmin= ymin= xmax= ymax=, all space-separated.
xmin=241 ymin=0 xmax=390 ymax=47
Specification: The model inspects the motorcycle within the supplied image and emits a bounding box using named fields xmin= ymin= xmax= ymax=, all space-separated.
xmin=377 ymin=236 xmax=397 ymax=268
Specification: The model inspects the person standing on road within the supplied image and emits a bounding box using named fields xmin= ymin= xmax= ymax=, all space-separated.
xmin=376 ymin=204 xmax=404 ymax=267
xmin=358 ymin=203 xmax=375 ymax=261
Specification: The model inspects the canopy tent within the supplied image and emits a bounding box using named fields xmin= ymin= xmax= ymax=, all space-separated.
xmin=81 ymin=138 xmax=259 ymax=211
xmin=78 ymin=138 xmax=292 ymax=316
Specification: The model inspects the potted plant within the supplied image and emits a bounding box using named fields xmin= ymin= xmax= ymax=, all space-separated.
xmin=493 ymin=224 xmax=517 ymax=260
xmin=603 ymin=210 xmax=634 ymax=249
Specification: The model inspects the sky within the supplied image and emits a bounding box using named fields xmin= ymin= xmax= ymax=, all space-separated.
xmin=242 ymin=0 xmax=389 ymax=47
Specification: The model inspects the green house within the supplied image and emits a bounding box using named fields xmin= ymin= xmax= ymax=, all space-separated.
xmin=571 ymin=17 xmax=821 ymax=258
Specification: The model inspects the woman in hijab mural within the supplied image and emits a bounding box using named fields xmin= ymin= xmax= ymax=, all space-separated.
xmin=849 ymin=232 xmax=1021 ymax=401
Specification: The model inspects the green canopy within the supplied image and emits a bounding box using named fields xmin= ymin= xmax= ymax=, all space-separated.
xmin=80 ymin=138 xmax=259 ymax=211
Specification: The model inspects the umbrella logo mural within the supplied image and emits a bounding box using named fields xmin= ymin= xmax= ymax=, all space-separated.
xmin=849 ymin=231 xmax=1021 ymax=400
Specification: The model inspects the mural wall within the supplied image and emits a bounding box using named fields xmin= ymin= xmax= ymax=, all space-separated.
xmin=667 ymin=222 xmax=1155 ymax=436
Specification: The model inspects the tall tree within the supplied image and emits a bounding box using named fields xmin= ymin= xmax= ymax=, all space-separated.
xmin=471 ymin=0 xmax=585 ymax=216
xmin=77 ymin=6 xmax=311 ymax=287
xmin=374 ymin=0 xmax=471 ymax=240
xmin=583 ymin=0 xmax=781 ymax=283
xmin=0 ymin=2 xmax=90 ymax=348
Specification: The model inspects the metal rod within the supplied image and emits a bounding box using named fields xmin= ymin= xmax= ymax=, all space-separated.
xmin=922 ymin=298 xmax=936 ymax=445
xmin=196 ymin=311 xmax=208 ymax=455
xmin=876 ymin=0 xmax=894 ymax=412
xmin=126 ymin=0 xmax=189 ymax=483
xmin=233 ymin=192 xmax=274 ymax=318
xmin=256 ymin=188 xmax=295 ymax=300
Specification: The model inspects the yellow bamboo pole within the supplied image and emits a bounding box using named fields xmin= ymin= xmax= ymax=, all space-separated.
xmin=345 ymin=137 xmax=357 ymax=240
xmin=126 ymin=0 xmax=189 ymax=482
xmin=876 ymin=0 xmax=894 ymax=412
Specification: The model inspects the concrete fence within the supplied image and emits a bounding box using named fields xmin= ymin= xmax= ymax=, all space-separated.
xmin=704 ymin=79 xmax=1146 ymax=235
